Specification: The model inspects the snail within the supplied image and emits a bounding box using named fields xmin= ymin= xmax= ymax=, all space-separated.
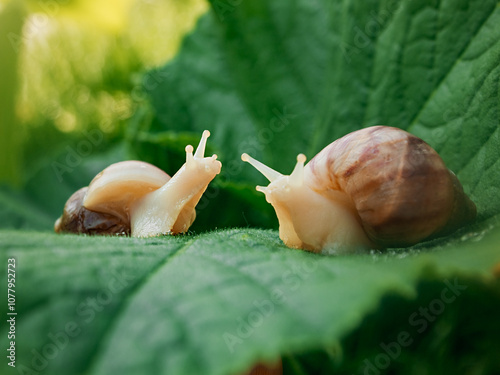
xmin=242 ymin=126 xmax=477 ymax=253
xmin=55 ymin=130 xmax=222 ymax=237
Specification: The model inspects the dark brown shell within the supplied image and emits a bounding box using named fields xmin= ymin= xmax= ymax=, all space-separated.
xmin=54 ymin=187 xmax=130 ymax=236
xmin=306 ymin=126 xmax=476 ymax=247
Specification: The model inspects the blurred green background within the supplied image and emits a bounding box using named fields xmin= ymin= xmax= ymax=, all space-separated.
xmin=0 ymin=0 xmax=229 ymax=231
xmin=0 ymin=0 xmax=206 ymax=182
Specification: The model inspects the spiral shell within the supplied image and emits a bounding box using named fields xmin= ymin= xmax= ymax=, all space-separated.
xmin=54 ymin=187 xmax=130 ymax=235
xmin=305 ymin=126 xmax=476 ymax=247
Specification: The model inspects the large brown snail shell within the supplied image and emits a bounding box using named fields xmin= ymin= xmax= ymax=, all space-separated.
xmin=306 ymin=126 xmax=477 ymax=247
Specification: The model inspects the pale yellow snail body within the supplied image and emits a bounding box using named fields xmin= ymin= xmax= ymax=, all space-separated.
xmin=242 ymin=126 xmax=477 ymax=253
xmin=55 ymin=130 xmax=221 ymax=237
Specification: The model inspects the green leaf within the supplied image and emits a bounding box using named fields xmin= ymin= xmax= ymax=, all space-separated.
xmin=1 ymin=228 xmax=499 ymax=375
xmin=2 ymin=1 xmax=500 ymax=375
xmin=142 ymin=0 xmax=500 ymax=228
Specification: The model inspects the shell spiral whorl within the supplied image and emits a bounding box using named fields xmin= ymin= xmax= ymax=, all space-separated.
xmin=305 ymin=126 xmax=476 ymax=247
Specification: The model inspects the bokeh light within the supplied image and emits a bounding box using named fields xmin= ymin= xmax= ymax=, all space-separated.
xmin=0 ymin=0 xmax=207 ymax=185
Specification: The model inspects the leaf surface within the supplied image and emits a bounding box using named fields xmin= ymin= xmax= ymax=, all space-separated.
xmin=1 ymin=228 xmax=499 ymax=375
xmin=2 ymin=1 xmax=500 ymax=374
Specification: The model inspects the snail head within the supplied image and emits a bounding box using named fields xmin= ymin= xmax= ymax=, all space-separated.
xmin=185 ymin=130 xmax=222 ymax=176
xmin=241 ymin=153 xmax=307 ymax=201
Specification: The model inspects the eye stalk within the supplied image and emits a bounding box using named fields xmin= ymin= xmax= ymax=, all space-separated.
xmin=194 ymin=130 xmax=210 ymax=158
xmin=185 ymin=145 xmax=194 ymax=165
xmin=289 ymin=154 xmax=306 ymax=187
xmin=241 ymin=153 xmax=306 ymax=193
xmin=241 ymin=153 xmax=282 ymax=182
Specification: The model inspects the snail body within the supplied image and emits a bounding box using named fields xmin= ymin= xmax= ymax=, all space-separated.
xmin=55 ymin=130 xmax=221 ymax=237
xmin=242 ymin=126 xmax=476 ymax=253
